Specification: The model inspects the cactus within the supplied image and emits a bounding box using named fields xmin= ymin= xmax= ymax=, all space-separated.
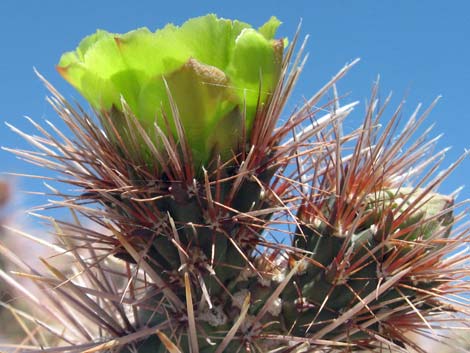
xmin=1 ymin=14 xmax=470 ymax=353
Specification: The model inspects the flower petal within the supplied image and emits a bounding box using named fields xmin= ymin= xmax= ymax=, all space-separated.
xmin=138 ymin=58 xmax=240 ymax=164
xmin=227 ymin=28 xmax=283 ymax=128
xmin=258 ymin=16 xmax=282 ymax=40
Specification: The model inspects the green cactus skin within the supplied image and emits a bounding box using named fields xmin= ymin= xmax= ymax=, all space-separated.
xmin=89 ymin=169 xmax=455 ymax=353
xmin=285 ymin=188 xmax=454 ymax=339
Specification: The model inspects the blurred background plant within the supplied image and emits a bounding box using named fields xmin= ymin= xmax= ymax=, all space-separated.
xmin=0 ymin=179 xmax=21 ymax=343
xmin=0 ymin=179 xmax=10 ymax=281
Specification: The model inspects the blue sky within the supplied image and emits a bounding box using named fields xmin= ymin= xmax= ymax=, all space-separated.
xmin=1 ymin=0 xmax=469 ymax=213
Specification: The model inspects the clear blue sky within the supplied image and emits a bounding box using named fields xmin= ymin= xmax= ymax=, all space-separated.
xmin=1 ymin=0 xmax=469 ymax=211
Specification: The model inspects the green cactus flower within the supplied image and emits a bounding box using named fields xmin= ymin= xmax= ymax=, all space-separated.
xmin=6 ymin=12 xmax=469 ymax=351
xmin=57 ymin=14 xmax=284 ymax=167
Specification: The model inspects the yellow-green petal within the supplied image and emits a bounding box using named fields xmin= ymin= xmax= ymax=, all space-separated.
xmin=258 ymin=16 xmax=282 ymax=40
xmin=227 ymin=28 xmax=283 ymax=127
xmin=138 ymin=58 xmax=240 ymax=164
